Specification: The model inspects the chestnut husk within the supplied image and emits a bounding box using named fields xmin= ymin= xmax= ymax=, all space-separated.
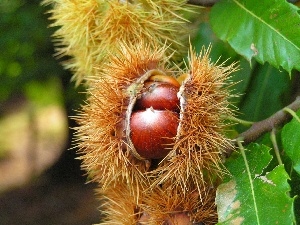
xmin=76 ymin=43 xmax=237 ymax=208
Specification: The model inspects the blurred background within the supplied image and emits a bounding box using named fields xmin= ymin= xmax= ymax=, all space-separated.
xmin=0 ymin=1 xmax=100 ymax=224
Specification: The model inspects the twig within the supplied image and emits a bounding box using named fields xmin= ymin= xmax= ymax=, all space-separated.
xmin=187 ymin=0 xmax=219 ymax=6
xmin=226 ymin=96 xmax=300 ymax=156
xmin=238 ymin=96 xmax=300 ymax=144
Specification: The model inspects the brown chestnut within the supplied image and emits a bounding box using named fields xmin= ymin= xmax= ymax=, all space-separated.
xmin=135 ymin=81 xmax=180 ymax=111
xmin=130 ymin=108 xmax=179 ymax=159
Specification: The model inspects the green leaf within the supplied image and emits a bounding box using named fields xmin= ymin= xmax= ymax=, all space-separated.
xmin=237 ymin=63 xmax=291 ymax=127
xmin=216 ymin=143 xmax=295 ymax=225
xmin=210 ymin=0 xmax=300 ymax=73
xmin=290 ymin=170 xmax=300 ymax=224
xmin=282 ymin=109 xmax=300 ymax=175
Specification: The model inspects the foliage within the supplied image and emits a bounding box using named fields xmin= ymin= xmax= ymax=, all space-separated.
xmin=0 ymin=0 xmax=73 ymax=106
xmin=210 ymin=0 xmax=300 ymax=74
xmin=216 ymin=143 xmax=294 ymax=224
xmin=200 ymin=0 xmax=300 ymax=224
xmin=282 ymin=110 xmax=300 ymax=175
xmin=2 ymin=0 xmax=300 ymax=224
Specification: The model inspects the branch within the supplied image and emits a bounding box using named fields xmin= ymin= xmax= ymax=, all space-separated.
xmin=226 ymin=96 xmax=300 ymax=156
xmin=187 ymin=0 xmax=219 ymax=7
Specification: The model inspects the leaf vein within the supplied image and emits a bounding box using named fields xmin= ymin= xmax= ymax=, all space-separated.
xmin=233 ymin=0 xmax=300 ymax=52
xmin=239 ymin=142 xmax=260 ymax=224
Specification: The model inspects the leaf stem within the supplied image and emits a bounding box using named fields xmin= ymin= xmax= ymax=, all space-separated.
xmin=270 ymin=129 xmax=283 ymax=165
xmin=283 ymin=107 xmax=300 ymax=124
xmin=223 ymin=115 xmax=254 ymax=126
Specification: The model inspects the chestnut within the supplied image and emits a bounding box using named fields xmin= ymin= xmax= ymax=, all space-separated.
xmin=130 ymin=108 xmax=179 ymax=159
xmin=135 ymin=81 xmax=180 ymax=112
xmin=166 ymin=212 xmax=192 ymax=225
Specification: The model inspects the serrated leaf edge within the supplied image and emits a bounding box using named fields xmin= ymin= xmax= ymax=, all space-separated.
xmin=233 ymin=0 xmax=300 ymax=61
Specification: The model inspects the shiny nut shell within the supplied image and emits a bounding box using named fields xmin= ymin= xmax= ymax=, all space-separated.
xmin=130 ymin=108 xmax=179 ymax=159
